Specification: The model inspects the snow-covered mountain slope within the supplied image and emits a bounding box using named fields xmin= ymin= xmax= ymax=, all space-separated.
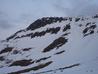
xmin=0 ymin=15 xmax=98 ymax=74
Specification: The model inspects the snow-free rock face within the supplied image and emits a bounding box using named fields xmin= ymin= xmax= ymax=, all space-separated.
xmin=0 ymin=15 xmax=98 ymax=74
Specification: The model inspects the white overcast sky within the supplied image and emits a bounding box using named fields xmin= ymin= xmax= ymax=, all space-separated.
xmin=0 ymin=0 xmax=98 ymax=40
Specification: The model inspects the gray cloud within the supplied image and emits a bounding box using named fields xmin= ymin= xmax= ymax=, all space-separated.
xmin=54 ymin=0 xmax=98 ymax=16
xmin=0 ymin=11 xmax=13 ymax=29
xmin=0 ymin=20 xmax=13 ymax=29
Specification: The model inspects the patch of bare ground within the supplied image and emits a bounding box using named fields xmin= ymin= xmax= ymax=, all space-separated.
xmin=0 ymin=47 xmax=13 ymax=54
xmin=43 ymin=37 xmax=68 ymax=53
xmin=9 ymin=59 xmax=34 ymax=66
xmin=22 ymin=48 xmax=32 ymax=51
xmin=8 ymin=61 xmax=53 ymax=74
xmin=54 ymin=50 xmax=65 ymax=55
xmin=0 ymin=56 xmax=5 ymax=61
xmin=83 ymin=24 xmax=97 ymax=37
xmin=36 ymin=56 xmax=51 ymax=63
xmin=33 ymin=63 xmax=80 ymax=74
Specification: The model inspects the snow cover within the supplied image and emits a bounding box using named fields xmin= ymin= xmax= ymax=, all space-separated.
xmin=0 ymin=16 xmax=98 ymax=74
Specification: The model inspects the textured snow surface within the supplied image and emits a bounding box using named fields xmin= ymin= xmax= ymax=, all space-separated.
xmin=0 ymin=16 xmax=98 ymax=74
